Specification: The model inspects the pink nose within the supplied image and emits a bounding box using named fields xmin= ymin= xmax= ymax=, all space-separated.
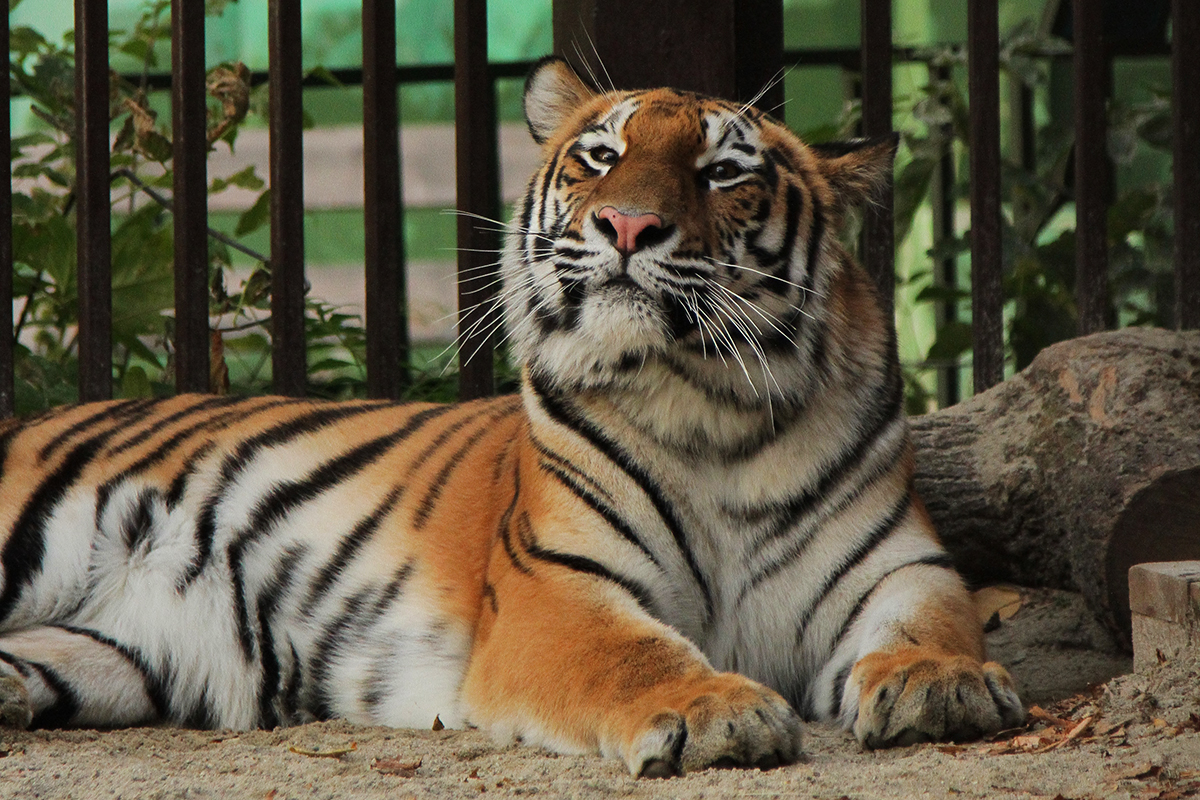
xmin=597 ymin=207 xmax=664 ymax=256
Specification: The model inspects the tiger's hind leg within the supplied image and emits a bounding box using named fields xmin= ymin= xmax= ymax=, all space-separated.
xmin=0 ymin=626 xmax=165 ymax=728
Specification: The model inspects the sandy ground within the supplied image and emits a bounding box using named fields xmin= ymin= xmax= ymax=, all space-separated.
xmin=3 ymin=589 xmax=1199 ymax=800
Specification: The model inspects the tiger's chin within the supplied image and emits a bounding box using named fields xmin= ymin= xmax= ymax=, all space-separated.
xmin=528 ymin=291 xmax=673 ymax=391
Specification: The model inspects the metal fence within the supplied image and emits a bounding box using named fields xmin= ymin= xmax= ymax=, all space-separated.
xmin=2 ymin=0 xmax=1197 ymax=417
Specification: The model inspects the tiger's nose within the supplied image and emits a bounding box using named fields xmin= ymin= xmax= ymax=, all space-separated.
xmin=596 ymin=207 xmax=666 ymax=256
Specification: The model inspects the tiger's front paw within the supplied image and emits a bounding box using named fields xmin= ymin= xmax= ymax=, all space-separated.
xmin=0 ymin=660 xmax=32 ymax=729
xmin=849 ymin=649 xmax=1024 ymax=748
xmin=623 ymin=674 xmax=804 ymax=778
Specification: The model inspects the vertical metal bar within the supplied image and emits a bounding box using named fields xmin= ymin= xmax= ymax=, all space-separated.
xmin=860 ymin=0 xmax=895 ymax=313
xmin=1174 ymin=0 xmax=1200 ymax=329
xmin=363 ymin=0 xmax=408 ymax=398
xmin=553 ymin=0 xmax=738 ymax=98
xmin=454 ymin=0 xmax=500 ymax=399
xmin=74 ymin=0 xmax=112 ymax=402
xmin=930 ymin=65 xmax=959 ymax=408
xmin=734 ymin=0 xmax=784 ymax=110
xmin=269 ymin=0 xmax=307 ymax=396
xmin=172 ymin=0 xmax=210 ymax=394
xmin=968 ymin=0 xmax=1003 ymax=392
xmin=0 ymin=3 xmax=13 ymax=416
xmin=1073 ymin=0 xmax=1108 ymax=335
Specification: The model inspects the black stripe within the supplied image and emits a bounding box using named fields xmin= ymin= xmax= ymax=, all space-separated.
xmin=498 ymin=468 xmax=530 ymax=575
xmin=826 ymin=552 xmax=957 ymax=661
xmin=411 ymin=406 xmax=519 ymax=529
xmin=828 ymin=662 xmax=855 ymax=721
xmin=181 ymin=402 xmax=399 ymax=586
xmin=96 ymin=398 xmax=305 ymax=530
xmin=0 ymin=403 xmax=157 ymax=624
xmin=281 ymin=641 xmax=304 ymax=724
xmin=38 ymin=399 xmax=147 ymax=462
xmin=308 ymin=570 xmax=412 ymax=722
xmin=308 ymin=589 xmax=370 ymax=721
xmin=126 ymin=398 xmax=304 ymax=485
xmin=529 ymin=373 xmax=713 ymax=619
xmin=0 ymin=648 xmax=30 ymax=677
xmin=106 ymin=395 xmax=244 ymax=457
xmin=518 ymin=512 xmax=656 ymax=612
xmin=801 ymin=186 xmax=825 ymax=296
xmin=537 ymin=454 xmax=660 ymax=568
xmin=227 ymin=409 xmax=449 ymax=659
xmin=793 ymin=494 xmax=914 ymax=647
xmin=748 ymin=360 xmax=904 ymax=551
xmin=123 ymin=489 xmax=157 ymax=551
xmin=26 ymin=660 xmax=80 ymax=728
xmin=773 ymin=183 xmax=804 ymax=278
xmin=300 ymin=484 xmax=404 ymax=617
xmin=359 ymin=564 xmax=416 ymax=715
xmin=166 ymin=441 xmax=216 ymax=508
xmin=738 ymin=432 xmax=907 ymax=603
xmin=255 ymin=545 xmax=306 ymax=727
xmin=182 ymin=687 xmax=216 ymax=729
xmin=56 ymin=624 xmax=170 ymax=719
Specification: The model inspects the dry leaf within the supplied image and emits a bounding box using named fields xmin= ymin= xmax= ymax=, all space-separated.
xmin=973 ymin=586 xmax=1023 ymax=624
xmin=372 ymin=756 xmax=423 ymax=777
xmin=1039 ymin=716 xmax=1093 ymax=752
xmin=288 ymin=742 xmax=357 ymax=759
xmin=1110 ymin=761 xmax=1161 ymax=781
xmin=1028 ymin=705 xmax=1074 ymax=730
xmin=432 ymin=715 xmax=445 ymax=731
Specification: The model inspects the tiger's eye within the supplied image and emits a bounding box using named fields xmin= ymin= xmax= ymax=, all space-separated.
xmin=705 ymin=160 xmax=744 ymax=181
xmin=591 ymin=146 xmax=619 ymax=165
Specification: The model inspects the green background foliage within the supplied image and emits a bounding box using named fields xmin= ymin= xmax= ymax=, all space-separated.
xmin=7 ymin=0 xmax=1175 ymax=415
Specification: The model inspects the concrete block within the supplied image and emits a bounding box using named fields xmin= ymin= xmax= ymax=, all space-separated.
xmin=1129 ymin=562 xmax=1200 ymax=671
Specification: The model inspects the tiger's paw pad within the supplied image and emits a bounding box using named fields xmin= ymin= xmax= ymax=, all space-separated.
xmin=0 ymin=660 xmax=32 ymax=729
xmin=850 ymin=651 xmax=1024 ymax=749
xmin=627 ymin=676 xmax=804 ymax=777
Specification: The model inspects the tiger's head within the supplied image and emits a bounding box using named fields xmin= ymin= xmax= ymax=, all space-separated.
xmin=502 ymin=57 xmax=897 ymax=437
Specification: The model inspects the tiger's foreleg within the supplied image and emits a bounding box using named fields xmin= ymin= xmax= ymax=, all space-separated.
xmin=461 ymin=559 xmax=803 ymax=777
xmin=0 ymin=626 xmax=164 ymax=729
xmin=836 ymin=565 xmax=1025 ymax=748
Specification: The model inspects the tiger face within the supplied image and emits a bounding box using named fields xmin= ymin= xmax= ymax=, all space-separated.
xmin=502 ymin=58 xmax=897 ymax=422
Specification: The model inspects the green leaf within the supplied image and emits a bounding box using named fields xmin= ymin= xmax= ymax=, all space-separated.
xmin=211 ymin=165 xmax=265 ymax=194
xmin=120 ymin=365 xmax=154 ymax=399
xmin=235 ymin=189 xmax=272 ymax=237
xmin=926 ymin=320 xmax=974 ymax=362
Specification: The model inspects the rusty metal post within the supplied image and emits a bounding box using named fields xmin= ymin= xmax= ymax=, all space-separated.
xmin=0 ymin=3 xmax=12 ymax=415
xmin=930 ymin=65 xmax=959 ymax=408
xmin=1072 ymin=0 xmax=1109 ymax=335
xmin=172 ymin=0 xmax=210 ymax=394
xmin=74 ymin=0 xmax=113 ymax=402
xmin=454 ymin=0 xmax=500 ymax=399
xmin=860 ymin=0 xmax=895 ymax=314
xmin=968 ymin=0 xmax=1004 ymax=392
xmin=1174 ymin=0 xmax=1200 ymax=329
xmin=551 ymin=0 xmax=781 ymax=108
xmin=363 ymin=0 xmax=409 ymax=399
xmin=269 ymin=0 xmax=307 ymax=396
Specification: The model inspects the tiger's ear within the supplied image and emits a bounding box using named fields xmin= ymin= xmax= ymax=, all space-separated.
xmin=809 ymin=134 xmax=899 ymax=213
xmin=524 ymin=56 xmax=598 ymax=144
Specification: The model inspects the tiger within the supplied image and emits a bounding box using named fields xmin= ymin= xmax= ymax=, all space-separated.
xmin=0 ymin=56 xmax=1023 ymax=777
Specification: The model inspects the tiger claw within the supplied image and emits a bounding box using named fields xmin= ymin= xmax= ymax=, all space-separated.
xmin=624 ymin=676 xmax=804 ymax=777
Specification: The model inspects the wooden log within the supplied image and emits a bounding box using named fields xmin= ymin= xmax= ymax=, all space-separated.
xmin=911 ymin=328 xmax=1200 ymax=644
